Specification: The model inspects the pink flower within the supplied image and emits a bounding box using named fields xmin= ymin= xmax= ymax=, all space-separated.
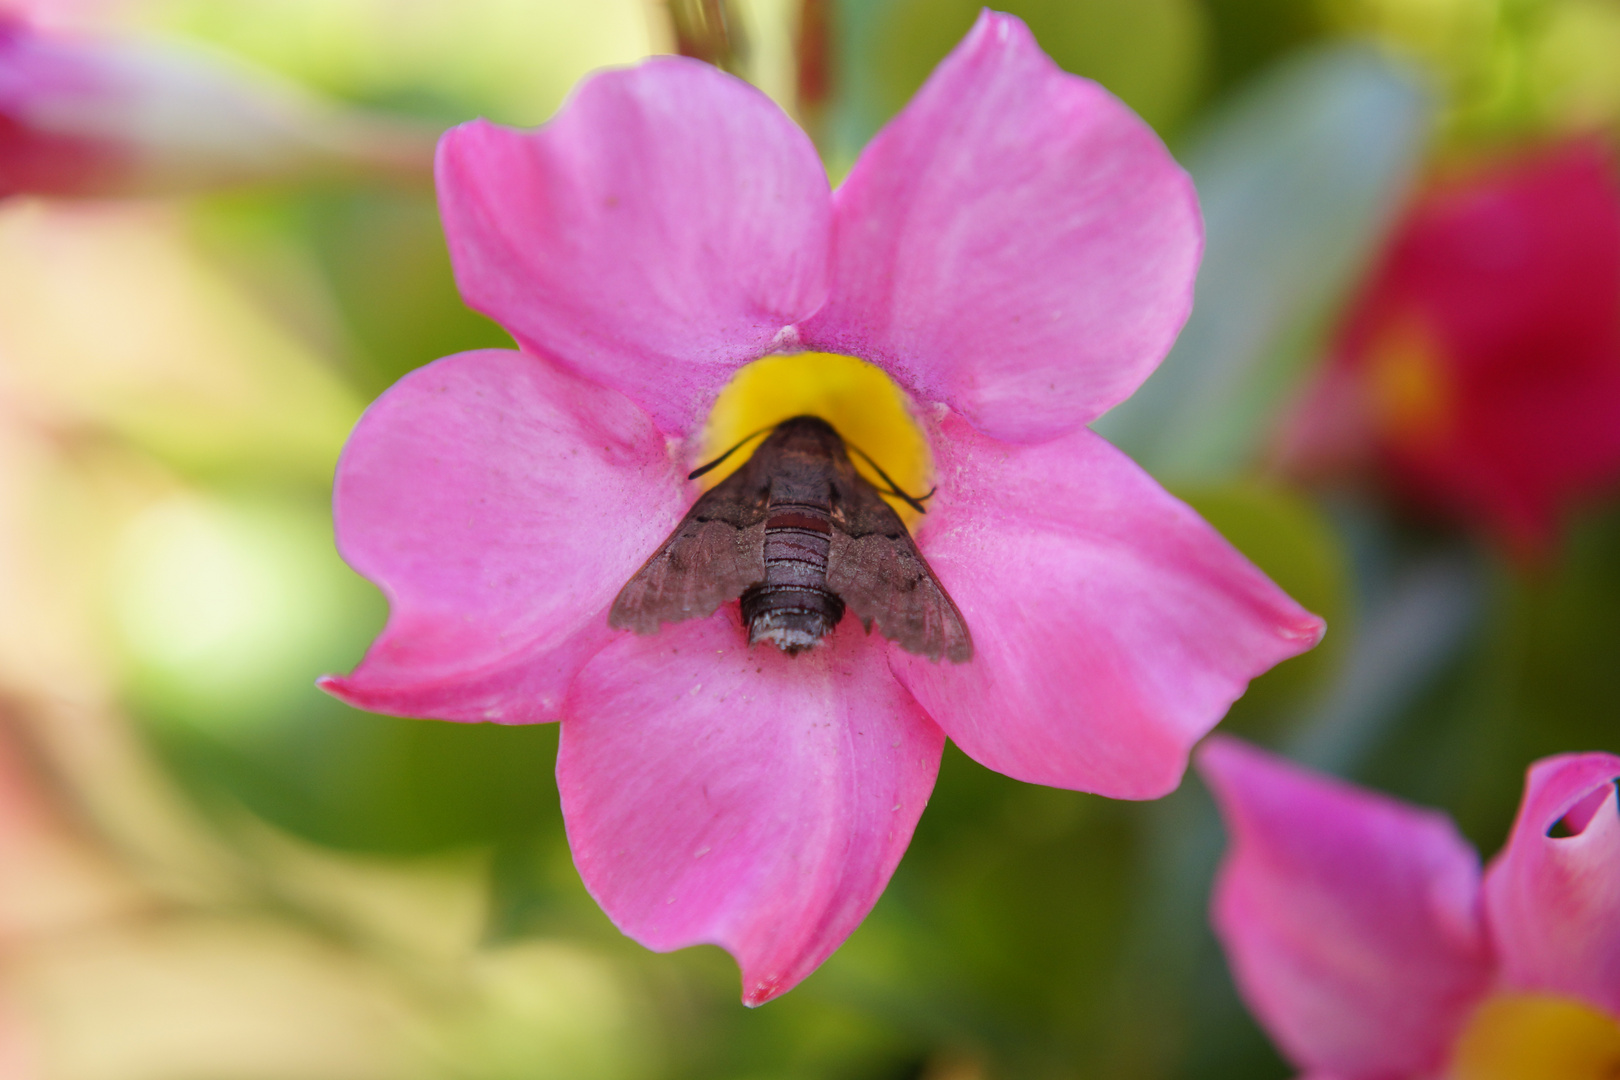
xmin=1280 ymin=139 xmax=1620 ymax=557
xmin=0 ymin=14 xmax=432 ymax=197
xmin=1198 ymin=736 xmax=1620 ymax=1079
xmin=321 ymin=12 xmax=1324 ymax=1004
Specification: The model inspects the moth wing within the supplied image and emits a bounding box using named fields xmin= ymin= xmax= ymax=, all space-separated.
xmin=609 ymin=469 xmax=767 ymax=635
xmin=827 ymin=482 xmax=973 ymax=664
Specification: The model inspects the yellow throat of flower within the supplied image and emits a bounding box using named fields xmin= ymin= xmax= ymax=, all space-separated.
xmin=1366 ymin=315 xmax=1455 ymax=447
xmin=1448 ymin=994 xmax=1620 ymax=1080
xmin=700 ymin=352 xmax=933 ymax=527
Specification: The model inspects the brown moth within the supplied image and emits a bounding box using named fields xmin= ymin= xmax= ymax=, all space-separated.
xmin=609 ymin=415 xmax=972 ymax=663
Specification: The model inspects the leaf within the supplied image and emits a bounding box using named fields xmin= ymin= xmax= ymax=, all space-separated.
xmin=1095 ymin=44 xmax=1433 ymax=483
xmin=116 ymin=491 xmax=561 ymax=854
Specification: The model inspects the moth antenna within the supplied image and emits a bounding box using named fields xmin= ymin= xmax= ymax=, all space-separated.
xmin=688 ymin=425 xmax=776 ymax=480
xmin=845 ymin=442 xmax=933 ymax=515
xmin=874 ymin=484 xmax=938 ymax=513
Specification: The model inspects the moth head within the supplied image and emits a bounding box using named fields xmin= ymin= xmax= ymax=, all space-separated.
xmin=757 ymin=415 xmax=846 ymax=459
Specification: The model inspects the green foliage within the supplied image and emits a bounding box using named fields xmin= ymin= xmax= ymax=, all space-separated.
xmin=837 ymin=0 xmax=1208 ymax=154
xmin=1096 ymin=44 xmax=1432 ymax=483
xmin=297 ymin=189 xmax=514 ymax=394
xmin=1202 ymin=0 xmax=1327 ymax=96
xmin=1361 ymin=507 xmax=1620 ymax=850
xmin=118 ymin=488 xmax=561 ymax=854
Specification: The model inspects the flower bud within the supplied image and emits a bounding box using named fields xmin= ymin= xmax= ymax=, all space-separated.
xmin=0 ymin=15 xmax=435 ymax=198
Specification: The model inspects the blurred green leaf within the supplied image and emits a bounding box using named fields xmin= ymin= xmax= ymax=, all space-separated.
xmin=193 ymin=188 xmax=511 ymax=397
xmin=0 ymin=200 xmax=364 ymax=488
xmin=114 ymin=488 xmax=559 ymax=854
xmin=151 ymin=0 xmax=655 ymax=124
xmin=1095 ymin=44 xmax=1433 ymax=483
xmin=113 ymin=492 xmax=380 ymax=727
xmin=1361 ymin=504 xmax=1620 ymax=850
xmin=1202 ymin=0 xmax=1327 ymax=98
xmin=848 ymin=0 xmax=1207 ymax=153
xmin=1318 ymin=0 xmax=1620 ymax=140
xmin=1287 ymin=546 xmax=1485 ymax=774
xmin=298 ymin=189 xmax=514 ymax=394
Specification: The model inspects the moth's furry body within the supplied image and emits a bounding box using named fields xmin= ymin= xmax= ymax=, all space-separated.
xmin=609 ymin=416 xmax=972 ymax=663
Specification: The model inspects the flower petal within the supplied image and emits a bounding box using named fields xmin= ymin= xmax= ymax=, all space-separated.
xmin=436 ymin=57 xmax=830 ymax=436
xmin=556 ymin=611 xmax=943 ymax=1005
xmin=1484 ymin=753 xmax=1620 ymax=1016
xmin=890 ymin=416 xmax=1322 ymax=799
xmin=799 ymin=10 xmax=1201 ymax=445
xmin=1197 ymin=737 xmax=1493 ymax=1078
xmin=319 ymin=349 xmax=686 ymax=723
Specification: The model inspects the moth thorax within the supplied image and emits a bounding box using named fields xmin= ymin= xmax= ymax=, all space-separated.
xmin=742 ymin=585 xmax=846 ymax=655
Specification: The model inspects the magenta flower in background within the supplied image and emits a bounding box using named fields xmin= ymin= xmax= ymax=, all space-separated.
xmin=1199 ymin=737 xmax=1620 ymax=1079
xmin=0 ymin=14 xmax=432 ymax=197
xmin=1280 ymin=139 xmax=1620 ymax=558
xmin=321 ymin=12 xmax=1324 ymax=1004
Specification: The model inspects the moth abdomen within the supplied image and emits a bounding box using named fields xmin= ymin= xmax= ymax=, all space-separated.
xmin=761 ymin=502 xmax=834 ymax=576
xmin=742 ymin=499 xmax=845 ymax=654
xmin=741 ymin=583 xmax=845 ymax=655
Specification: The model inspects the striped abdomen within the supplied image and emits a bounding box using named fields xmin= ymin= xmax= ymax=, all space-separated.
xmin=740 ymin=501 xmax=845 ymax=654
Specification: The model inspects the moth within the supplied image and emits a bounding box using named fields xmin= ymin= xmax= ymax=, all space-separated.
xmin=609 ymin=415 xmax=973 ymax=663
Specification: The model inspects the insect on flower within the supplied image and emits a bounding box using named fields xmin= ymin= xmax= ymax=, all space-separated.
xmin=321 ymin=11 xmax=1324 ymax=1004
xmin=611 ymin=415 xmax=971 ymax=661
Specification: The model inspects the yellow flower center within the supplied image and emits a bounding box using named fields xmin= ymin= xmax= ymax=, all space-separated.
xmin=700 ymin=352 xmax=933 ymax=526
xmin=1448 ymin=994 xmax=1620 ymax=1080
xmin=1366 ymin=315 xmax=1455 ymax=446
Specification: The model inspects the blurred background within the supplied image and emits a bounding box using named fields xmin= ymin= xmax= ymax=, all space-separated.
xmin=2 ymin=0 xmax=1618 ymax=1077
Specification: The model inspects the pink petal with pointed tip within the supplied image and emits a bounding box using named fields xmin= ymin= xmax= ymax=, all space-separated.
xmin=799 ymin=10 xmax=1201 ymax=445
xmin=320 ymin=349 xmax=686 ymax=724
xmin=1484 ymin=752 xmax=1620 ymax=1016
xmin=890 ymin=416 xmax=1322 ymax=799
xmin=557 ymin=612 xmax=943 ymax=1005
xmin=436 ymin=57 xmax=830 ymax=436
xmin=1196 ymin=737 xmax=1492 ymax=1079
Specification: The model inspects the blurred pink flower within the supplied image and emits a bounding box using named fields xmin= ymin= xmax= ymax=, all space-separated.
xmin=1282 ymin=139 xmax=1620 ymax=557
xmin=1199 ymin=737 xmax=1620 ymax=1079
xmin=322 ymin=12 xmax=1323 ymax=1004
xmin=0 ymin=13 xmax=433 ymax=197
